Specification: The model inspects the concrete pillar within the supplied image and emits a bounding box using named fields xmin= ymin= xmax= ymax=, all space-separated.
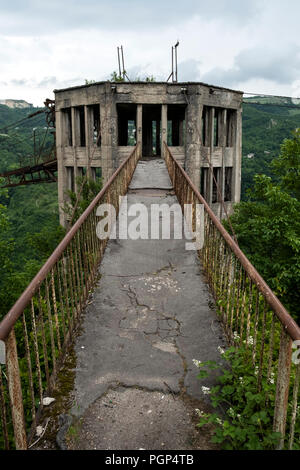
xmin=161 ymin=104 xmax=167 ymax=156
xmin=208 ymin=107 xmax=215 ymax=205
xmin=220 ymin=109 xmax=227 ymax=219
xmin=84 ymin=105 xmax=92 ymax=179
xmin=100 ymin=84 xmax=115 ymax=182
xmin=233 ymin=108 xmax=242 ymax=203
xmin=136 ymin=105 xmax=142 ymax=145
xmin=204 ymin=107 xmax=210 ymax=147
xmin=185 ymin=96 xmax=202 ymax=190
xmin=71 ymin=107 xmax=78 ymax=193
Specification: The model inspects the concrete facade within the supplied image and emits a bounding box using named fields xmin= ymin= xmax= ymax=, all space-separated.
xmin=54 ymin=81 xmax=243 ymax=226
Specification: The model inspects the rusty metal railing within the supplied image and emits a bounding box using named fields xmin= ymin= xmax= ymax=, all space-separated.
xmin=0 ymin=143 xmax=141 ymax=449
xmin=164 ymin=143 xmax=300 ymax=450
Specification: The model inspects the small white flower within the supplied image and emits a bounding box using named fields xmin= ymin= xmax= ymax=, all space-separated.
xmin=218 ymin=346 xmax=225 ymax=355
xmin=243 ymin=336 xmax=254 ymax=346
xmin=237 ymin=414 xmax=241 ymax=419
xmin=201 ymin=386 xmax=211 ymax=395
xmin=216 ymin=417 xmax=223 ymax=426
xmin=239 ymin=377 xmax=244 ymax=384
xmin=195 ymin=408 xmax=205 ymax=418
xmin=233 ymin=331 xmax=240 ymax=342
xmin=268 ymin=371 xmax=275 ymax=384
xmin=228 ymin=408 xmax=235 ymax=418
xmin=193 ymin=359 xmax=202 ymax=367
xmin=254 ymin=366 xmax=259 ymax=376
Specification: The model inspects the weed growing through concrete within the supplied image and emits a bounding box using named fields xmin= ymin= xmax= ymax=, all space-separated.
xmin=193 ymin=346 xmax=289 ymax=450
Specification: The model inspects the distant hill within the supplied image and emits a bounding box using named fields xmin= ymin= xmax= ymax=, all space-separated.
xmin=243 ymin=95 xmax=300 ymax=106
xmin=0 ymin=99 xmax=33 ymax=109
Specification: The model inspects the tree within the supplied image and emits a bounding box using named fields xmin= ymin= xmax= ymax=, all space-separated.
xmin=110 ymin=71 xmax=125 ymax=82
xmin=0 ymin=182 xmax=26 ymax=319
xmin=63 ymin=176 xmax=103 ymax=224
xmin=272 ymin=129 xmax=300 ymax=199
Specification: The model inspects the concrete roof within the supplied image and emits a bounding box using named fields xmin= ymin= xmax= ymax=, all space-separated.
xmin=54 ymin=80 xmax=243 ymax=95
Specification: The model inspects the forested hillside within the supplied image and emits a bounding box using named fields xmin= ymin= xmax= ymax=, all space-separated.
xmin=0 ymin=105 xmax=61 ymax=318
xmin=242 ymin=96 xmax=300 ymax=198
xmin=0 ymin=105 xmax=59 ymax=266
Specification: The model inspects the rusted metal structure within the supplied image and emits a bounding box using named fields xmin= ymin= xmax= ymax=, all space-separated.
xmin=0 ymin=99 xmax=56 ymax=188
xmin=0 ymin=159 xmax=57 ymax=188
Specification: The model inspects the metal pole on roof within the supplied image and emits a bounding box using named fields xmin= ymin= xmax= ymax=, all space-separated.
xmin=172 ymin=46 xmax=174 ymax=82
xmin=117 ymin=47 xmax=122 ymax=78
xmin=174 ymin=41 xmax=179 ymax=82
xmin=121 ymin=45 xmax=125 ymax=80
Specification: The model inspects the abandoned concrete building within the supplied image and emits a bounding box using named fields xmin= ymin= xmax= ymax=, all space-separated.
xmin=54 ymin=81 xmax=243 ymax=226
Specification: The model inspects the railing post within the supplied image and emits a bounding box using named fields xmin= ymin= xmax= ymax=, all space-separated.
xmin=6 ymin=328 xmax=27 ymax=449
xmin=273 ymin=326 xmax=292 ymax=450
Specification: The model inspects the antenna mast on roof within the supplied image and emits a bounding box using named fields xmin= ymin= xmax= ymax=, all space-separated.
xmin=166 ymin=41 xmax=179 ymax=83
xmin=117 ymin=45 xmax=131 ymax=81
xmin=117 ymin=47 xmax=122 ymax=78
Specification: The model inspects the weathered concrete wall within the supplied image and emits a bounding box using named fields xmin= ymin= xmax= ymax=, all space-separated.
xmin=55 ymin=81 xmax=243 ymax=226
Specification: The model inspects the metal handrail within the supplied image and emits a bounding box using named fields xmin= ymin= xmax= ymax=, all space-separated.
xmin=164 ymin=142 xmax=300 ymax=449
xmin=164 ymin=142 xmax=300 ymax=341
xmin=0 ymin=145 xmax=140 ymax=342
xmin=0 ymin=143 xmax=141 ymax=449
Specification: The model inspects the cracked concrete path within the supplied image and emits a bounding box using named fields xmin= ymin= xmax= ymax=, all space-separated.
xmin=68 ymin=159 xmax=226 ymax=450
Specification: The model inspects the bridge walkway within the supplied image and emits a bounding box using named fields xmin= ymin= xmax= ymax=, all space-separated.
xmin=66 ymin=159 xmax=226 ymax=450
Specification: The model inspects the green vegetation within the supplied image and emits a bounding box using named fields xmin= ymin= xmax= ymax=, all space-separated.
xmin=226 ymin=129 xmax=300 ymax=319
xmin=63 ymin=175 xmax=103 ymax=224
xmin=110 ymin=71 xmax=156 ymax=82
xmin=193 ymin=346 xmax=295 ymax=450
xmin=242 ymin=97 xmax=300 ymax=198
xmin=0 ymin=105 xmax=60 ymax=321
xmin=195 ymin=111 xmax=300 ymax=451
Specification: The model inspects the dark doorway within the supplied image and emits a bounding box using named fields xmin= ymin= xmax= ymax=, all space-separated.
xmin=167 ymin=104 xmax=186 ymax=146
xmin=117 ymin=104 xmax=137 ymax=146
xmin=142 ymin=105 xmax=161 ymax=157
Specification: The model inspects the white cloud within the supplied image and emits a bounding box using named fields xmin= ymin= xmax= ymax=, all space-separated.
xmin=0 ymin=0 xmax=300 ymax=105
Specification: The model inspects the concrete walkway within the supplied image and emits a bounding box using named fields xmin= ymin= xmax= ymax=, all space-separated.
xmin=67 ymin=159 xmax=226 ymax=450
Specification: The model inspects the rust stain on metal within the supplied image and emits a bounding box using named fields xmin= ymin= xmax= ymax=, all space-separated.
xmin=5 ymin=329 xmax=27 ymax=449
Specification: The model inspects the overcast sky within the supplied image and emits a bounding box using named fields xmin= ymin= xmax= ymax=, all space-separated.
xmin=1 ymin=0 xmax=300 ymax=106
